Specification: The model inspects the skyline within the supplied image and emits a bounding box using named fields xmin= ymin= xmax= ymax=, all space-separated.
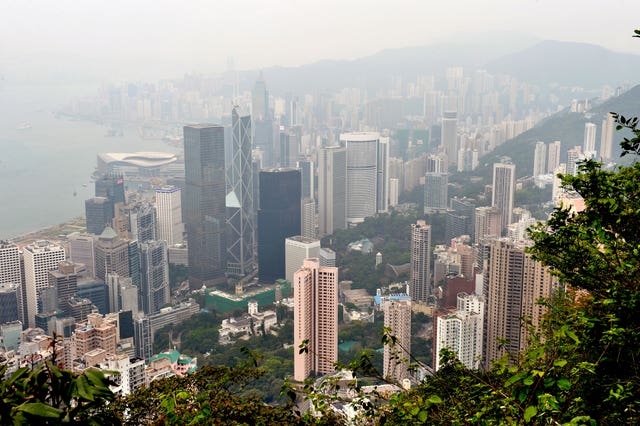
xmin=2 ymin=1 xmax=639 ymax=84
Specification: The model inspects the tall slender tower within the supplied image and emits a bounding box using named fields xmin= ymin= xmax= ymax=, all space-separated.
xmin=155 ymin=186 xmax=183 ymax=246
xmin=293 ymin=258 xmax=338 ymax=381
xmin=410 ymin=220 xmax=432 ymax=302
xmin=377 ymin=136 xmax=390 ymax=213
xmin=442 ymin=111 xmax=458 ymax=167
xmin=184 ymin=124 xmax=227 ymax=288
xmin=226 ymin=108 xmax=255 ymax=277
xmin=342 ymin=132 xmax=379 ymax=225
xmin=0 ymin=241 xmax=23 ymax=324
xmin=600 ymin=113 xmax=614 ymax=163
xmin=318 ymin=146 xmax=347 ymax=236
xmin=23 ymin=241 xmax=66 ymax=328
xmin=285 ymin=236 xmax=320 ymax=284
xmin=491 ymin=163 xmax=516 ymax=231
xmin=257 ymin=168 xmax=301 ymax=283
xmin=583 ymin=122 xmax=597 ymax=158
xmin=139 ymin=240 xmax=170 ymax=315
xmin=483 ymin=239 xmax=556 ymax=367
xmin=547 ymin=141 xmax=561 ymax=174
xmin=383 ymin=297 xmax=412 ymax=382
xmin=533 ymin=141 xmax=547 ymax=177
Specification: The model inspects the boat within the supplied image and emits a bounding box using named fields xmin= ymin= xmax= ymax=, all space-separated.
xmin=16 ymin=122 xmax=32 ymax=130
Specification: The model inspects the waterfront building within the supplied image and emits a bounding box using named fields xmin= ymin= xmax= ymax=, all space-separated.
xmin=85 ymin=197 xmax=114 ymax=235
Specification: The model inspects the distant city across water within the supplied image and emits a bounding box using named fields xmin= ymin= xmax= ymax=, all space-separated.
xmin=0 ymin=82 xmax=181 ymax=239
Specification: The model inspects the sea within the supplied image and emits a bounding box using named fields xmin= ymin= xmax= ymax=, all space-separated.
xmin=0 ymin=82 xmax=181 ymax=239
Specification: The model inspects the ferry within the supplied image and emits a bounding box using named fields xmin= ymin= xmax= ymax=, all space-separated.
xmin=16 ymin=122 xmax=32 ymax=130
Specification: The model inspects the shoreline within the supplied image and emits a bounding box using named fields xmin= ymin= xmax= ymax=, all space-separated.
xmin=11 ymin=216 xmax=86 ymax=245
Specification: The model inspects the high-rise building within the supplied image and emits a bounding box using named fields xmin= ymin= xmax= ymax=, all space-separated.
xmin=285 ymin=236 xmax=320 ymax=284
xmin=377 ymin=136 xmax=390 ymax=213
xmin=434 ymin=292 xmax=484 ymax=371
xmin=23 ymin=241 xmax=66 ymax=328
xmin=95 ymin=174 xmax=126 ymax=205
xmin=567 ymin=146 xmax=583 ymax=176
xmin=342 ymin=132 xmax=379 ymax=225
xmin=48 ymin=261 xmax=78 ymax=317
xmin=424 ymin=172 xmax=448 ymax=213
xmin=600 ymin=113 xmax=614 ymax=163
xmin=226 ymin=108 xmax=256 ymax=277
xmin=442 ymin=111 xmax=458 ymax=167
xmin=318 ymin=146 xmax=347 ymax=236
xmin=301 ymin=198 xmax=316 ymax=239
xmin=128 ymin=202 xmax=157 ymax=244
xmin=251 ymin=72 xmax=269 ymax=122
xmin=389 ymin=178 xmax=399 ymax=208
xmin=297 ymin=159 xmax=314 ymax=200
xmin=410 ymin=220 xmax=432 ymax=302
xmin=533 ymin=141 xmax=547 ymax=177
xmin=318 ymin=247 xmax=336 ymax=267
xmin=94 ymin=227 xmax=130 ymax=282
xmin=547 ymin=141 xmax=561 ymax=174
xmin=474 ymin=206 xmax=503 ymax=244
xmin=0 ymin=283 xmax=19 ymax=323
xmin=491 ymin=163 xmax=516 ymax=231
xmin=583 ymin=122 xmax=597 ymax=158
xmin=139 ymin=241 xmax=170 ymax=315
xmin=183 ymin=124 xmax=227 ymax=288
xmin=257 ymin=168 xmax=301 ymax=283
xmin=446 ymin=197 xmax=476 ymax=242
xmin=85 ymin=197 xmax=114 ymax=235
xmin=383 ymin=296 xmax=412 ymax=382
xmin=0 ymin=241 xmax=23 ymax=323
xmin=293 ymin=258 xmax=338 ymax=381
xmin=68 ymin=234 xmax=96 ymax=278
xmin=155 ymin=186 xmax=184 ymax=246
xmin=483 ymin=239 xmax=557 ymax=367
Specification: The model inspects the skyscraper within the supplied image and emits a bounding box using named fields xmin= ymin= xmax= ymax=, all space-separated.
xmin=0 ymin=283 xmax=19 ymax=324
xmin=285 ymin=236 xmax=320 ymax=284
xmin=547 ymin=141 xmax=561 ymax=174
xmin=23 ymin=240 xmax=66 ymax=328
xmin=297 ymin=159 xmax=314 ymax=201
xmin=94 ymin=227 xmax=130 ymax=282
xmin=155 ymin=186 xmax=184 ymax=246
xmin=257 ymin=168 xmax=301 ymax=283
xmin=48 ymin=260 xmax=78 ymax=317
xmin=226 ymin=108 xmax=256 ymax=277
xmin=293 ymin=258 xmax=338 ymax=381
xmin=434 ymin=292 xmax=484 ymax=371
xmin=583 ymin=122 xmax=597 ymax=158
xmin=441 ymin=111 xmax=458 ymax=167
xmin=533 ymin=141 xmax=547 ymax=177
xmin=410 ymin=220 xmax=432 ymax=302
xmin=567 ymin=146 xmax=583 ymax=176
xmin=301 ymin=198 xmax=316 ymax=239
xmin=377 ymin=136 xmax=390 ymax=213
xmin=85 ymin=197 xmax=114 ymax=235
xmin=318 ymin=146 xmax=346 ymax=236
xmin=68 ymin=233 xmax=96 ymax=278
xmin=0 ymin=241 xmax=23 ymax=323
xmin=600 ymin=113 xmax=614 ymax=163
xmin=474 ymin=206 xmax=503 ymax=244
xmin=95 ymin=174 xmax=126 ymax=205
xmin=139 ymin=240 xmax=170 ymax=315
xmin=483 ymin=239 xmax=556 ymax=367
xmin=342 ymin=132 xmax=379 ymax=225
xmin=383 ymin=297 xmax=412 ymax=382
xmin=491 ymin=163 xmax=516 ymax=231
xmin=424 ymin=172 xmax=448 ymax=213
xmin=184 ymin=124 xmax=227 ymax=288
xmin=251 ymin=72 xmax=269 ymax=122
xmin=128 ymin=201 xmax=157 ymax=244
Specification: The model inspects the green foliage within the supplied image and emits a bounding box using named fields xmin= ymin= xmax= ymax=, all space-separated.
xmin=0 ymin=358 xmax=118 ymax=425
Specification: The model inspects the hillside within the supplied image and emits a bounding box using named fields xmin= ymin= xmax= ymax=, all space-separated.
xmin=475 ymin=84 xmax=640 ymax=179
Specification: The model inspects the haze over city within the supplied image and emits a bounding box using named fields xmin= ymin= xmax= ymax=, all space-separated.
xmin=1 ymin=1 xmax=639 ymax=424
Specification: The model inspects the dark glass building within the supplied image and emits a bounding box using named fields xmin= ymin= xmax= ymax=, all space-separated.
xmin=183 ymin=125 xmax=227 ymax=288
xmin=77 ymin=280 xmax=108 ymax=314
xmin=85 ymin=197 xmax=114 ymax=235
xmin=257 ymin=168 xmax=301 ymax=283
xmin=95 ymin=174 xmax=126 ymax=205
xmin=0 ymin=283 xmax=19 ymax=323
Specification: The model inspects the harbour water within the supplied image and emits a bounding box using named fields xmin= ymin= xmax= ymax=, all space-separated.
xmin=0 ymin=82 xmax=181 ymax=239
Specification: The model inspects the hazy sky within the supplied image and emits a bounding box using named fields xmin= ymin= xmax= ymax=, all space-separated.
xmin=2 ymin=0 xmax=639 ymax=83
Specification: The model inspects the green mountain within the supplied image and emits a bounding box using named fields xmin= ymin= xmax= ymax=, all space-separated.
xmin=476 ymin=84 xmax=640 ymax=179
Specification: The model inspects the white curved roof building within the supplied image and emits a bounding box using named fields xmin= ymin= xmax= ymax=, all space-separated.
xmin=97 ymin=152 xmax=180 ymax=176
